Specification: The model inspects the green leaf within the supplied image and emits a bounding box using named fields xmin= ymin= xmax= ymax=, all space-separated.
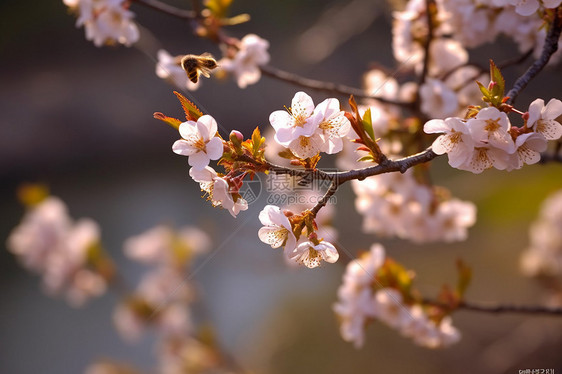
xmin=489 ymin=60 xmax=505 ymax=100
xmin=362 ymin=108 xmax=375 ymax=141
xmin=455 ymin=259 xmax=472 ymax=298
xmin=476 ymin=81 xmax=490 ymax=99
xmin=356 ymin=155 xmax=375 ymax=163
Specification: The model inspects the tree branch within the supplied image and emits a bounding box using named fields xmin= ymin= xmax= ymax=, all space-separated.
xmin=418 ymin=0 xmax=436 ymax=87
xmin=505 ymin=11 xmax=562 ymax=105
xmin=259 ymin=65 xmax=414 ymax=107
xmin=458 ymin=301 xmax=562 ymax=315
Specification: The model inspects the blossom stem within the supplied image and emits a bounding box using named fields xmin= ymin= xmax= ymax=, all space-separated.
xmin=505 ymin=9 xmax=562 ymax=105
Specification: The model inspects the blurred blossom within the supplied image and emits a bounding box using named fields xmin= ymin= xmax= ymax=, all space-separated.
xmin=219 ymin=34 xmax=270 ymax=88
xmin=64 ymin=0 xmax=139 ymax=47
xmin=419 ymin=78 xmax=459 ymax=119
xmin=124 ymin=224 xmax=211 ymax=267
xmin=351 ymin=170 xmax=476 ymax=243
xmin=157 ymin=337 xmax=221 ymax=374
xmin=84 ymin=361 xmax=140 ymax=374
xmin=334 ymin=244 xmax=460 ymax=348
xmin=7 ymin=196 xmax=109 ymax=307
xmin=156 ymin=50 xmax=200 ymax=91
xmin=115 ymin=224 xmax=211 ymax=341
xmin=521 ymin=189 xmax=562 ymax=279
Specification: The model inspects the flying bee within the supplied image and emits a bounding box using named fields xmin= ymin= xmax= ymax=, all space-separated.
xmin=180 ymin=53 xmax=218 ymax=84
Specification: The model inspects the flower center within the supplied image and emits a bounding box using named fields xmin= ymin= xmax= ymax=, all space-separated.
xmin=484 ymin=118 xmax=501 ymax=133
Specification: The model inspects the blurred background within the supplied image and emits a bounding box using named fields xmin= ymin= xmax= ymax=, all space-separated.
xmin=2 ymin=0 xmax=562 ymax=373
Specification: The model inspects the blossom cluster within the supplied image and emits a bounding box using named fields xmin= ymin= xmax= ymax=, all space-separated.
xmin=333 ymin=244 xmax=460 ymax=348
xmin=521 ymin=189 xmax=562 ymax=281
xmin=258 ymin=204 xmax=340 ymax=268
xmin=114 ymin=224 xmax=211 ymax=341
xmin=171 ymin=114 xmax=248 ymax=217
xmin=425 ymin=100 xmax=562 ymax=173
xmin=269 ymin=91 xmax=351 ymax=159
xmin=395 ymin=0 xmax=562 ymax=76
xmin=63 ymin=0 xmax=139 ymax=47
xmin=351 ymin=170 xmax=476 ymax=243
xmin=7 ymin=196 xmax=109 ymax=307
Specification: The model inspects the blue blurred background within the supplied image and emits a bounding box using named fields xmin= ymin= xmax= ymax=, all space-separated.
xmin=2 ymin=0 xmax=562 ymax=373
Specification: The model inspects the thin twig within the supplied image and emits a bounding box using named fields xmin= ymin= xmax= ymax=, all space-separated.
xmin=418 ymin=0 xmax=436 ymax=87
xmin=131 ymin=0 xmax=195 ymax=20
xmin=458 ymin=301 xmax=562 ymax=315
xmin=505 ymin=11 xmax=562 ymax=105
xmin=259 ymin=65 xmax=414 ymax=107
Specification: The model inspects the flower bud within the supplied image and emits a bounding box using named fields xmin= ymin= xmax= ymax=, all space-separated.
xmin=230 ymin=130 xmax=244 ymax=142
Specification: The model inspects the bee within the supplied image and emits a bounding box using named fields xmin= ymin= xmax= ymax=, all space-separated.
xmin=180 ymin=53 xmax=218 ymax=84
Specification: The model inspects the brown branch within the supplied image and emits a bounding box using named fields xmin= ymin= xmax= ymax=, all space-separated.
xmin=458 ymin=301 xmax=562 ymax=316
xmin=418 ymin=0 xmax=436 ymax=87
xmin=310 ymin=181 xmax=339 ymax=216
xmin=334 ymin=147 xmax=439 ymax=184
xmin=259 ymin=65 xmax=414 ymax=107
xmin=236 ymin=148 xmax=438 ymax=185
xmin=131 ymin=0 xmax=195 ymax=20
xmin=505 ymin=11 xmax=562 ymax=105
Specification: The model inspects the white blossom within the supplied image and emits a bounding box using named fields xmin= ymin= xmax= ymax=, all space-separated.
xmin=6 ymin=197 xmax=107 ymax=307
xmin=124 ymin=224 xmax=211 ymax=266
xmin=424 ymin=117 xmax=475 ymax=168
xmin=467 ymin=107 xmax=516 ymax=153
xmin=527 ymin=98 xmax=562 ymax=140
xmin=219 ymin=34 xmax=270 ymax=88
xmin=172 ymin=115 xmax=224 ymax=170
xmin=258 ymin=205 xmax=297 ymax=252
xmin=419 ymin=79 xmax=459 ymax=119
xmin=314 ymin=98 xmax=352 ymax=154
xmin=288 ymin=240 xmax=339 ymax=268
xmin=66 ymin=0 xmax=140 ymax=47
xmin=212 ymin=177 xmax=248 ymax=218
xmin=270 ymin=91 xmax=317 ymax=147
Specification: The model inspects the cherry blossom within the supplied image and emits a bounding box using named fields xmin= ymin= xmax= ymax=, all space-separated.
xmin=424 ymin=117 xmax=475 ymax=168
xmin=124 ymin=224 xmax=211 ymax=266
xmin=219 ymin=34 xmax=270 ymax=88
xmin=270 ymin=92 xmax=350 ymax=158
xmin=509 ymin=0 xmax=562 ymax=16
xmin=212 ymin=177 xmax=248 ymax=217
xmin=156 ymin=50 xmax=200 ymax=91
xmin=419 ymin=79 xmax=459 ymax=119
xmin=64 ymin=0 xmax=139 ymax=47
xmin=270 ymin=91 xmax=317 ymax=147
xmin=314 ymin=98 xmax=352 ymax=154
xmin=288 ymin=240 xmax=339 ymax=268
xmin=6 ymin=196 xmax=108 ymax=307
xmin=521 ymin=190 xmax=562 ymax=278
xmin=172 ymin=115 xmax=224 ymax=170
xmin=333 ymin=244 xmax=385 ymax=348
xmin=258 ymin=205 xmax=297 ymax=252
xmin=467 ymin=107 xmax=516 ymax=153
xmin=527 ymin=98 xmax=562 ymax=140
